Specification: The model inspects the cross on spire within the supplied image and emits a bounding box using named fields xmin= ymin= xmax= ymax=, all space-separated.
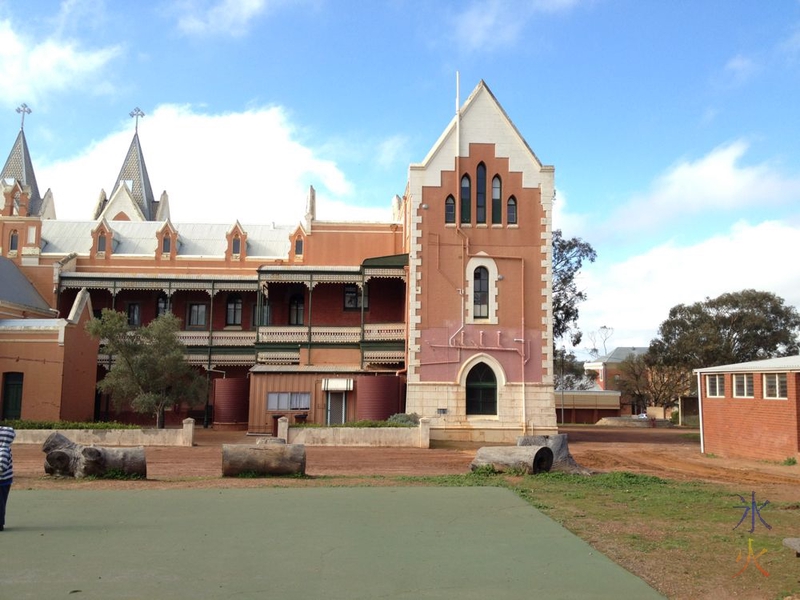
xmin=16 ymin=103 xmax=31 ymax=130
xmin=129 ymin=107 xmax=145 ymax=132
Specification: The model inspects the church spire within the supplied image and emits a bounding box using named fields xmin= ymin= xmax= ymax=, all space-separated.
xmin=1 ymin=104 xmax=42 ymax=216
xmin=110 ymin=108 xmax=157 ymax=220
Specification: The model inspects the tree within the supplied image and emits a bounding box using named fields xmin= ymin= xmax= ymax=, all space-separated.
xmin=649 ymin=289 xmax=800 ymax=371
xmin=552 ymin=229 xmax=597 ymax=346
xmin=87 ymin=310 xmax=206 ymax=428
xmin=615 ymin=354 xmax=692 ymax=410
xmin=554 ymin=347 xmax=598 ymax=391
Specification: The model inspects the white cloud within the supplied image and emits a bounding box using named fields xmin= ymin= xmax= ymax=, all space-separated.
xmin=722 ymin=54 xmax=758 ymax=86
xmin=575 ymin=220 xmax=800 ymax=356
xmin=176 ymin=0 xmax=276 ymax=36
xmin=450 ymin=0 xmax=580 ymax=52
xmin=0 ymin=19 xmax=120 ymax=107
xmin=37 ymin=104 xmax=392 ymax=225
xmin=376 ymin=134 xmax=411 ymax=170
xmin=605 ymin=141 xmax=800 ymax=235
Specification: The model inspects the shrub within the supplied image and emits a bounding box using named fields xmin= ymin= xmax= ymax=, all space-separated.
xmin=387 ymin=413 xmax=420 ymax=426
xmin=0 ymin=420 xmax=138 ymax=430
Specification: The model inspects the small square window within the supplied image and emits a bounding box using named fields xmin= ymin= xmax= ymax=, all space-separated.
xmin=343 ymin=284 xmax=368 ymax=310
xmin=706 ymin=374 xmax=725 ymax=398
xmin=763 ymin=373 xmax=788 ymax=399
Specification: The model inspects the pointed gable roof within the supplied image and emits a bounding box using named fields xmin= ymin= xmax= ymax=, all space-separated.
xmin=111 ymin=131 xmax=157 ymax=221
xmin=1 ymin=128 xmax=43 ymax=216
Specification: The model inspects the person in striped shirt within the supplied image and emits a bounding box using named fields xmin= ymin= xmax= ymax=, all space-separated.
xmin=0 ymin=426 xmax=15 ymax=531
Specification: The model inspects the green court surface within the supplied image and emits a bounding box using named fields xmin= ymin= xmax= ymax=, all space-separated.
xmin=2 ymin=487 xmax=664 ymax=599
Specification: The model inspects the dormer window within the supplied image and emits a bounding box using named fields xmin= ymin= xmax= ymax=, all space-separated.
xmin=162 ymin=235 xmax=171 ymax=254
xmin=97 ymin=233 xmax=106 ymax=253
xmin=9 ymin=230 xmax=18 ymax=251
xmin=295 ymin=238 xmax=304 ymax=256
xmin=232 ymin=236 xmax=241 ymax=255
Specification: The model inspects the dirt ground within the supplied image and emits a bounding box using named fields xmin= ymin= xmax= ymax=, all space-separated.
xmin=11 ymin=426 xmax=800 ymax=500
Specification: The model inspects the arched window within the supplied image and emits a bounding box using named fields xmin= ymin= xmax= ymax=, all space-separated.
xmin=162 ymin=235 xmax=171 ymax=254
xmin=97 ymin=233 xmax=106 ymax=253
xmin=491 ymin=176 xmax=502 ymax=224
xmin=475 ymin=163 xmax=486 ymax=224
xmin=295 ymin=238 xmax=304 ymax=256
xmin=9 ymin=230 xmax=18 ymax=251
xmin=473 ymin=267 xmax=489 ymax=319
xmin=507 ymin=196 xmax=518 ymax=225
xmin=226 ymin=294 xmax=243 ymax=326
xmin=445 ymin=195 xmax=455 ymax=224
xmin=232 ymin=236 xmax=241 ymax=255
xmin=466 ymin=362 xmax=497 ymax=415
xmin=460 ymin=175 xmax=471 ymax=224
xmin=289 ymin=294 xmax=304 ymax=326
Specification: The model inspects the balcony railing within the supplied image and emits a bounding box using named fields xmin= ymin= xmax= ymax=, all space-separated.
xmin=177 ymin=331 xmax=257 ymax=346
xmin=257 ymin=322 xmax=405 ymax=344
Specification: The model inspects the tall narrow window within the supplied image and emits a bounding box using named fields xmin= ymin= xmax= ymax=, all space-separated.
xmin=97 ymin=233 xmax=106 ymax=253
xmin=473 ymin=267 xmax=489 ymax=319
xmin=232 ymin=236 xmax=241 ymax=255
xmin=226 ymin=294 xmax=243 ymax=326
xmin=491 ymin=176 xmax=502 ymax=224
xmin=156 ymin=293 xmax=170 ymax=317
xmin=162 ymin=235 xmax=171 ymax=254
xmin=127 ymin=303 xmax=141 ymax=327
xmin=466 ymin=363 xmax=497 ymax=415
xmin=445 ymin=195 xmax=455 ymax=224
xmin=475 ymin=163 xmax=486 ymax=224
xmin=289 ymin=294 xmax=304 ymax=326
xmin=253 ymin=303 xmax=271 ymax=327
xmin=460 ymin=175 xmax=471 ymax=224
xmin=507 ymin=196 xmax=518 ymax=225
xmin=295 ymin=238 xmax=304 ymax=255
xmin=9 ymin=230 xmax=18 ymax=251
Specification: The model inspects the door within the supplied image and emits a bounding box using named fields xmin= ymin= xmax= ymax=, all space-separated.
xmin=327 ymin=392 xmax=346 ymax=425
xmin=2 ymin=372 xmax=23 ymax=420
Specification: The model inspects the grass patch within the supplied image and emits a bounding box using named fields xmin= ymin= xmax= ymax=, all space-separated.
xmin=679 ymin=432 xmax=701 ymax=442
xmin=782 ymin=457 xmax=797 ymax=466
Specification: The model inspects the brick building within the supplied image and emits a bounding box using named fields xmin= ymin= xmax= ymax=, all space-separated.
xmin=0 ymin=81 xmax=558 ymax=440
xmin=695 ymin=356 xmax=800 ymax=462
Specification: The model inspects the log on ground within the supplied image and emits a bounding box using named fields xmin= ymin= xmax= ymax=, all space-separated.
xmin=517 ymin=433 xmax=592 ymax=475
xmin=42 ymin=432 xmax=147 ymax=479
xmin=222 ymin=443 xmax=306 ymax=477
xmin=470 ymin=445 xmax=553 ymax=475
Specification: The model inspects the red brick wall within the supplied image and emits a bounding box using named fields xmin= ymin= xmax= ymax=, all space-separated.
xmin=701 ymin=372 xmax=800 ymax=461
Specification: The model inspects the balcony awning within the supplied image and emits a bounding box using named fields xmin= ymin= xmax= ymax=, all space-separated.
xmin=322 ymin=378 xmax=354 ymax=391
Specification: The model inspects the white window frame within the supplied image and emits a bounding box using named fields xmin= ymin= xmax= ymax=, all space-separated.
xmin=763 ymin=373 xmax=788 ymax=399
xmin=465 ymin=254 xmax=498 ymax=325
xmin=732 ymin=373 xmax=754 ymax=398
xmin=706 ymin=374 xmax=725 ymax=398
xmin=267 ymin=392 xmax=311 ymax=411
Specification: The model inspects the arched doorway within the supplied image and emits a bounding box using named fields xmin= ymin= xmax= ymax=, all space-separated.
xmin=466 ymin=362 xmax=496 ymax=415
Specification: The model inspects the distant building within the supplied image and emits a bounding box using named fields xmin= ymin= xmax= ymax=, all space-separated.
xmin=584 ymin=347 xmax=648 ymax=415
xmin=0 ymin=82 xmax=558 ymax=441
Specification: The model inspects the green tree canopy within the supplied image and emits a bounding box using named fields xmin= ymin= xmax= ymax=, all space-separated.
xmin=87 ymin=310 xmax=206 ymax=428
xmin=554 ymin=347 xmax=598 ymax=391
xmin=615 ymin=354 xmax=692 ymax=409
xmin=649 ymin=289 xmax=800 ymax=370
xmin=552 ymin=229 xmax=597 ymax=346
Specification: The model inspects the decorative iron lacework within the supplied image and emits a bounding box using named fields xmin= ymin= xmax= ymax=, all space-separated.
xmin=363 ymin=350 xmax=404 ymax=363
xmin=186 ymin=354 xmax=255 ymax=366
xmin=363 ymin=268 xmax=406 ymax=281
xmin=257 ymin=351 xmax=301 ymax=364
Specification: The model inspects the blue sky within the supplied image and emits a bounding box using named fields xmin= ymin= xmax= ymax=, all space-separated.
xmin=4 ymin=0 xmax=800 ymax=358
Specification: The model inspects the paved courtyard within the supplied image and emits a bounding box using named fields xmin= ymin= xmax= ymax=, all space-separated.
xmin=3 ymin=486 xmax=663 ymax=599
